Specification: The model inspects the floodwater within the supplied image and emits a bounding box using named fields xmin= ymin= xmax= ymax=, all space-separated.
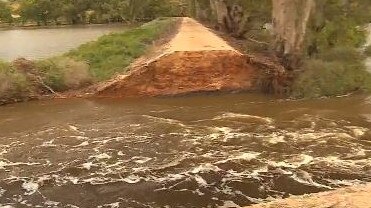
xmin=0 ymin=24 xmax=127 ymax=61
xmin=0 ymin=93 xmax=370 ymax=207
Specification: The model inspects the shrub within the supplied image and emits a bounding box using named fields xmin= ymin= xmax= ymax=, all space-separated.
xmin=35 ymin=57 xmax=92 ymax=92
xmin=291 ymin=59 xmax=371 ymax=98
xmin=318 ymin=46 xmax=365 ymax=63
xmin=0 ymin=61 xmax=30 ymax=101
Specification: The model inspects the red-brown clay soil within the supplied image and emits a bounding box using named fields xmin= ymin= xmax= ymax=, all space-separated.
xmin=95 ymin=17 xmax=258 ymax=97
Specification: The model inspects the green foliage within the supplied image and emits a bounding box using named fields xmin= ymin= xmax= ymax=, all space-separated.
xmin=5 ymin=0 xmax=184 ymax=25
xmin=306 ymin=0 xmax=370 ymax=57
xmin=67 ymin=17 xmax=177 ymax=80
xmin=35 ymin=57 xmax=92 ymax=91
xmin=0 ymin=61 xmax=30 ymax=101
xmin=292 ymin=48 xmax=371 ymax=98
xmin=0 ymin=1 xmax=12 ymax=24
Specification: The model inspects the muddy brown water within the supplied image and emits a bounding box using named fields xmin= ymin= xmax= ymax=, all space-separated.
xmin=0 ymin=93 xmax=370 ymax=207
xmin=0 ymin=24 xmax=127 ymax=61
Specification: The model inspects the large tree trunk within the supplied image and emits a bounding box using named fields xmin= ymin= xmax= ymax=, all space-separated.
xmin=272 ymin=0 xmax=315 ymax=70
xmin=208 ymin=0 xmax=246 ymax=37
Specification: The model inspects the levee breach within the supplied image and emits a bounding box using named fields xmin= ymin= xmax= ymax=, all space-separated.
xmin=96 ymin=18 xmax=258 ymax=98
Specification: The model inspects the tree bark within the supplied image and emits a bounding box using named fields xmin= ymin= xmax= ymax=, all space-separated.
xmin=272 ymin=0 xmax=315 ymax=70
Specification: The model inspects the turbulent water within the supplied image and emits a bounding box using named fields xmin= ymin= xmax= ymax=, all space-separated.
xmin=0 ymin=93 xmax=370 ymax=208
xmin=0 ymin=24 xmax=126 ymax=61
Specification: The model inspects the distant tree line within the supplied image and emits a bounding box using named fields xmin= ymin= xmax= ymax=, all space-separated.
xmin=0 ymin=0 xmax=187 ymax=25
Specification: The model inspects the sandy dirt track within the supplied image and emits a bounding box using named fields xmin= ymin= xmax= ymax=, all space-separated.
xmin=166 ymin=17 xmax=238 ymax=53
xmin=245 ymin=183 xmax=371 ymax=208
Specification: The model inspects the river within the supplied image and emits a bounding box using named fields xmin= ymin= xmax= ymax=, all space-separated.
xmin=0 ymin=93 xmax=370 ymax=207
xmin=0 ymin=24 xmax=127 ymax=61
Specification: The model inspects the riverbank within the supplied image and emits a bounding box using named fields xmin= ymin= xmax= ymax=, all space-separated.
xmin=0 ymin=18 xmax=180 ymax=105
xmin=0 ymin=22 xmax=134 ymax=31
xmin=246 ymin=183 xmax=371 ymax=208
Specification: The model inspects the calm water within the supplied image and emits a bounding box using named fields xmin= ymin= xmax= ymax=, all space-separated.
xmin=0 ymin=25 xmax=127 ymax=61
xmin=0 ymin=93 xmax=370 ymax=207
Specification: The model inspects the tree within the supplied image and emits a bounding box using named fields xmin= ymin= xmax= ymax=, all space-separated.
xmin=0 ymin=1 xmax=13 ymax=24
xmin=272 ymin=0 xmax=315 ymax=70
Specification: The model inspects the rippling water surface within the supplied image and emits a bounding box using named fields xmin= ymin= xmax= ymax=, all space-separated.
xmin=0 ymin=93 xmax=370 ymax=207
xmin=0 ymin=25 xmax=127 ymax=61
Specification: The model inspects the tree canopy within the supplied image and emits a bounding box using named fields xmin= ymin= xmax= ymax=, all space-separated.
xmin=1 ymin=0 xmax=186 ymax=25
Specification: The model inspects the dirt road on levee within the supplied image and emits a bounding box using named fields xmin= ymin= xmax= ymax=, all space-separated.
xmin=95 ymin=17 xmax=257 ymax=97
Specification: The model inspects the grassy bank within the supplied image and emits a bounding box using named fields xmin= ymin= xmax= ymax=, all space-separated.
xmin=0 ymin=18 xmax=179 ymax=105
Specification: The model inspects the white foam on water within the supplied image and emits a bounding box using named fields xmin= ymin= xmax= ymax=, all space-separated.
xmin=0 ymin=160 xmax=40 ymax=169
xmin=216 ymin=152 xmax=260 ymax=164
xmin=89 ymin=153 xmax=112 ymax=160
xmin=0 ymin=146 xmax=8 ymax=156
xmin=291 ymin=170 xmax=332 ymax=189
xmin=269 ymin=154 xmax=314 ymax=169
xmin=209 ymin=127 xmax=250 ymax=142
xmin=82 ymin=162 xmax=94 ymax=170
xmin=345 ymin=126 xmax=368 ymax=137
xmin=325 ymin=179 xmax=364 ymax=186
xmin=155 ymin=173 xmax=186 ymax=183
xmin=268 ymin=134 xmax=286 ymax=144
xmin=122 ymin=175 xmax=141 ymax=184
xmin=44 ymin=200 xmax=60 ymax=206
xmin=22 ymin=181 xmax=39 ymax=195
xmin=68 ymin=125 xmax=85 ymax=135
xmin=191 ymin=163 xmax=222 ymax=174
xmin=142 ymin=115 xmax=187 ymax=127
xmin=68 ymin=125 xmax=79 ymax=131
xmin=131 ymin=156 xmax=152 ymax=164
xmin=98 ymin=202 xmax=120 ymax=208
xmin=214 ymin=112 xmax=274 ymax=124
xmin=217 ymin=200 xmax=241 ymax=208
xmin=0 ymin=205 xmax=16 ymax=208
xmin=251 ymin=166 xmax=269 ymax=177
xmin=75 ymin=141 xmax=89 ymax=147
xmin=41 ymin=139 xmax=56 ymax=147
xmin=0 ymin=187 xmax=5 ymax=197
xmin=194 ymin=175 xmax=208 ymax=186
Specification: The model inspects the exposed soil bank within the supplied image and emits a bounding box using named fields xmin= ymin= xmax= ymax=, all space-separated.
xmin=246 ymin=183 xmax=371 ymax=208
xmin=95 ymin=18 xmax=277 ymax=97
xmin=96 ymin=50 xmax=257 ymax=97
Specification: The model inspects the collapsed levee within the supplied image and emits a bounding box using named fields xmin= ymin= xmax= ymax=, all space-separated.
xmin=95 ymin=50 xmax=258 ymax=97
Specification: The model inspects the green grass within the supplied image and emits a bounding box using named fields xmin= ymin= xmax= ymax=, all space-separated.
xmin=66 ymin=17 xmax=178 ymax=81
xmin=35 ymin=57 xmax=92 ymax=91
xmin=0 ymin=18 xmax=178 ymax=104
xmin=291 ymin=47 xmax=371 ymax=98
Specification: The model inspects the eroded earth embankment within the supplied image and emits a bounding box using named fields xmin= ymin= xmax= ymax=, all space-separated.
xmin=95 ymin=18 xmax=259 ymax=97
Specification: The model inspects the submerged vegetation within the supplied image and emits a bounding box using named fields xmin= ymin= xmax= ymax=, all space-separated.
xmin=0 ymin=18 xmax=178 ymax=104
